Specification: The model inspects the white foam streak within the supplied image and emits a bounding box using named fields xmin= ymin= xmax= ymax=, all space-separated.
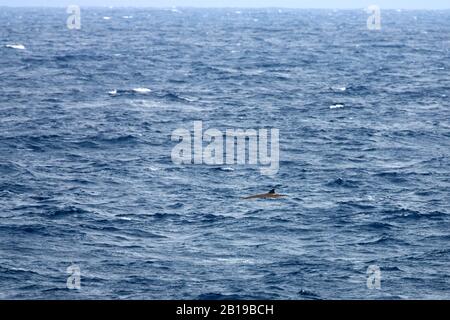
xmin=5 ymin=44 xmax=25 ymax=50
xmin=132 ymin=87 xmax=152 ymax=94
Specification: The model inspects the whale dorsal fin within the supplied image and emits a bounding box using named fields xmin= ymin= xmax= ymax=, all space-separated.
xmin=268 ymin=188 xmax=275 ymax=194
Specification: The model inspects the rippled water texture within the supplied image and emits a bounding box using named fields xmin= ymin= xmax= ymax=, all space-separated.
xmin=0 ymin=8 xmax=449 ymax=299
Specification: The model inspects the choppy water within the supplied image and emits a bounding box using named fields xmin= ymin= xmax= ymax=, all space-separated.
xmin=1 ymin=8 xmax=449 ymax=299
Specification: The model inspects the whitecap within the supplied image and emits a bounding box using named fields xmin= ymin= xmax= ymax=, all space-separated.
xmin=5 ymin=44 xmax=25 ymax=50
xmin=122 ymin=16 xmax=133 ymax=19
xmin=243 ymin=69 xmax=264 ymax=76
xmin=220 ymin=167 xmax=234 ymax=172
xmin=332 ymin=86 xmax=347 ymax=92
xmin=132 ymin=87 xmax=152 ymax=94
xmin=178 ymin=95 xmax=198 ymax=102
xmin=330 ymin=103 xmax=345 ymax=109
xmin=103 ymin=16 xmax=111 ymax=20
xmin=108 ymin=89 xmax=117 ymax=96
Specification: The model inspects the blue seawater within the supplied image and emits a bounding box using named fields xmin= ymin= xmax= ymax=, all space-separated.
xmin=0 ymin=8 xmax=449 ymax=299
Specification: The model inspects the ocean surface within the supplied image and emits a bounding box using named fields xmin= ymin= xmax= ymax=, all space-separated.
xmin=0 ymin=7 xmax=449 ymax=300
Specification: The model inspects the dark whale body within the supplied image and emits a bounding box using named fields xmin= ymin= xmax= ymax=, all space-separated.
xmin=241 ymin=189 xmax=287 ymax=200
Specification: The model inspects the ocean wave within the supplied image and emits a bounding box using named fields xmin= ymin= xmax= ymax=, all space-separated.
xmin=132 ymin=87 xmax=152 ymax=94
xmin=1 ymin=7 xmax=449 ymax=300
xmin=336 ymin=201 xmax=376 ymax=210
xmin=77 ymin=134 xmax=140 ymax=146
xmin=197 ymin=292 xmax=247 ymax=300
xmin=212 ymin=167 xmax=234 ymax=172
xmin=5 ymin=44 xmax=25 ymax=50
xmin=357 ymin=235 xmax=408 ymax=246
xmin=151 ymin=212 xmax=183 ymax=220
xmin=330 ymin=103 xmax=345 ymax=109
xmin=45 ymin=205 xmax=91 ymax=218
xmin=330 ymin=85 xmax=347 ymax=92
xmin=167 ymin=202 xmax=184 ymax=209
xmin=0 ymin=265 xmax=41 ymax=277
xmin=0 ymin=224 xmax=50 ymax=236
xmin=108 ymin=87 xmax=152 ymax=96
xmin=373 ymin=171 xmax=408 ymax=183
xmin=359 ymin=221 xmax=397 ymax=230
xmin=326 ymin=177 xmax=358 ymax=188
xmin=384 ymin=209 xmax=448 ymax=221
xmin=161 ymin=92 xmax=197 ymax=102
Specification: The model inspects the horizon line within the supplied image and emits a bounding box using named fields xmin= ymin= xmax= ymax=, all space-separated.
xmin=1 ymin=6 xmax=450 ymax=10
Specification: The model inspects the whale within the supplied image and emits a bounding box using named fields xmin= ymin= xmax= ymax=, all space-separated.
xmin=241 ymin=188 xmax=286 ymax=200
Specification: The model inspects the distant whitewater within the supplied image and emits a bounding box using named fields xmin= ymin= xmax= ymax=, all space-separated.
xmin=5 ymin=43 xmax=26 ymax=50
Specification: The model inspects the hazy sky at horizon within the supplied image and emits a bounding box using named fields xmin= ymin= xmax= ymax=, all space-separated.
xmin=1 ymin=0 xmax=449 ymax=9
